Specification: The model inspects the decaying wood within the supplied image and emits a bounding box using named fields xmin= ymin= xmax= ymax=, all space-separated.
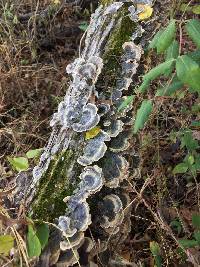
xmin=13 ymin=1 xmax=154 ymax=266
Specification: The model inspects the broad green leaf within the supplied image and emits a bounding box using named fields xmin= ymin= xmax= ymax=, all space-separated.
xmin=85 ymin=127 xmax=101 ymax=140
xmin=148 ymin=30 xmax=164 ymax=50
xmin=150 ymin=241 xmax=162 ymax=267
xmin=179 ymin=239 xmax=198 ymax=248
xmin=8 ymin=157 xmax=29 ymax=172
xmin=118 ymin=95 xmax=135 ymax=112
xmin=165 ymin=41 xmax=179 ymax=76
xmin=156 ymin=76 xmax=183 ymax=96
xmin=181 ymin=130 xmax=199 ymax=151
xmin=26 ymin=148 xmax=42 ymax=159
xmin=133 ymin=100 xmax=153 ymax=133
xmin=156 ymin=20 xmax=176 ymax=54
xmin=165 ymin=40 xmax=179 ymax=60
xmin=194 ymin=231 xmax=200 ymax=244
xmin=79 ymin=22 xmax=88 ymax=32
xmin=173 ymin=162 xmax=188 ymax=174
xmin=188 ymin=50 xmax=200 ymax=63
xmin=192 ymin=5 xmax=200 ymax=14
xmin=186 ymin=19 xmax=200 ymax=48
xmin=139 ymin=59 xmax=175 ymax=93
xmin=0 ymin=235 xmax=14 ymax=255
xmin=27 ymin=225 xmax=41 ymax=258
xmin=176 ymin=55 xmax=200 ymax=92
xmin=36 ymin=223 xmax=49 ymax=249
xmin=184 ymin=154 xmax=195 ymax=166
xmin=150 ymin=241 xmax=160 ymax=256
xmin=192 ymin=214 xmax=200 ymax=229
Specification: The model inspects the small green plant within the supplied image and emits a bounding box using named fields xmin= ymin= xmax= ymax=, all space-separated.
xmin=179 ymin=214 xmax=200 ymax=249
xmin=172 ymin=129 xmax=200 ymax=177
xmin=27 ymin=222 xmax=49 ymax=258
xmin=150 ymin=241 xmax=162 ymax=267
xmin=8 ymin=148 xmax=42 ymax=172
xmin=120 ymin=18 xmax=200 ymax=134
xmin=79 ymin=21 xmax=89 ymax=32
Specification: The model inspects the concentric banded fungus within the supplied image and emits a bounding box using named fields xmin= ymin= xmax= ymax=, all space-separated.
xmin=110 ymin=132 xmax=130 ymax=152
xmin=72 ymin=103 xmax=100 ymax=132
xmin=79 ymin=165 xmax=103 ymax=194
xmin=60 ymin=232 xmax=84 ymax=251
xmin=77 ymin=132 xmax=110 ymax=166
xmin=103 ymin=119 xmax=124 ymax=138
xmin=56 ymin=249 xmax=79 ymax=267
xmin=100 ymin=152 xmax=129 ymax=188
xmin=68 ymin=201 xmax=91 ymax=232
xmin=100 ymin=194 xmax=124 ymax=233
xmin=58 ymin=216 xmax=77 ymax=238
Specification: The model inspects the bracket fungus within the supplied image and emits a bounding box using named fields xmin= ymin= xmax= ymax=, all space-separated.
xmin=110 ymin=131 xmax=130 ymax=152
xmin=77 ymin=131 xmax=110 ymax=166
xmin=56 ymin=249 xmax=79 ymax=267
xmin=100 ymin=152 xmax=129 ymax=188
xmin=60 ymin=232 xmax=85 ymax=251
xmin=100 ymin=194 xmax=124 ymax=233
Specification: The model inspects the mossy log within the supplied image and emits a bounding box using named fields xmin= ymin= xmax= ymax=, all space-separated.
xmin=14 ymin=1 xmax=152 ymax=266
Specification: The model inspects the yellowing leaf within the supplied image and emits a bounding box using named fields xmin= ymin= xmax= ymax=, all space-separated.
xmin=52 ymin=0 xmax=60 ymax=4
xmin=137 ymin=4 xmax=153 ymax=20
xmin=0 ymin=235 xmax=14 ymax=255
xmin=85 ymin=127 xmax=101 ymax=140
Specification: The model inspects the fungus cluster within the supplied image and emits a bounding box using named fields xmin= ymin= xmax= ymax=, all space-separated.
xmin=22 ymin=1 xmax=153 ymax=266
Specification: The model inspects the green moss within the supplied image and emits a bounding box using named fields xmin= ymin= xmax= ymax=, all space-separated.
xmin=30 ymin=150 xmax=79 ymax=222
xmin=101 ymin=0 xmax=113 ymax=6
xmin=103 ymin=8 xmax=136 ymax=72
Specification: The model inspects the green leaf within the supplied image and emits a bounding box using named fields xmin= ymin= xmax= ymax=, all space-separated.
xmin=181 ymin=130 xmax=199 ymax=151
xmin=184 ymin=154 xmax=195 ymax=166
xmin=26 ymin=148 xmax=42 ymax=159
xmin=133 ymin=100 xmax=153 ymax=133
xmin=192 ymin=5 xmax=200 ymax=14
xmin=176 ymin=55 xmax=200 ymax=92
xmin=156 ymin=20 xmax=176 ymax=54
xmin=165 ymin=40 xmax=179 ymax=60
xmin=173 ymin=162 xmax=188 ymax=174
xmin=192 ymin=214 xmax=200 ymax=229
xmin=150 ymin=241 xmax=162 ymax=267
xmin=156 ymin=76 xmax=183 ymax=96
xmin=148 ymin=30 xmax=164 ymax=50
xmin=188 ymin=50 xmax=200 ymax=63
xmin=0 ymin=235 xmax=14 ymax=255
xmin=27 ymin=225 xmax=41 ymax=258
xmin=191 ymin=121 xmax=200 ymax=127
xmin=36 ymin=223 xmax=49 ymax=249
xmin=179 ymin=239 xmax=198 ymax=248
xmin=79 ymin=22 xmax=88 ymax=32
xmin=180 ymin=4 xmax=192 ymax=12
xmin=194 ymin=231 xmax=200 ymax=244
xmin=8 ymin=157 xmax=29 ymax=172
xmin=139 ymin=59 xmax=175 ymax=93
xmin=165 ymin=40 xmax=179 ymax=76
xmin=118 ymin=95 xmax=135 ymax=112
xmin=186 ymin=19 xmax=200 ymax=48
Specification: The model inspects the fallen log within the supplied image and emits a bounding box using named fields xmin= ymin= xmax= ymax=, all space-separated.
xmin=14 ymin=1 xmax=153 ymax=266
